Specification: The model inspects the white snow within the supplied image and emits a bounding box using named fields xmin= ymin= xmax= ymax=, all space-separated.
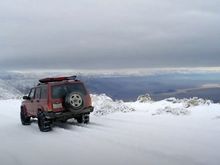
xmin=92 ymin=94 xmax=135 ymax=116
xmin=0 ymin=80 xmax=22 ymax=99
xmin=0 ymin=95 xmax=220 ymax=165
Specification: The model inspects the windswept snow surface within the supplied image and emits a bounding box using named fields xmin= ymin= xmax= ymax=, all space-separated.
xmin=0 ymin=95 xmax=220 ymax=165
xmin=0 ymin=80 xmax=22 ymax=99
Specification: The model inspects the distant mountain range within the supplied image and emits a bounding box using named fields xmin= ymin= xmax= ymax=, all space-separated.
xmin=0 ymin=71 xmax=220 ymax=102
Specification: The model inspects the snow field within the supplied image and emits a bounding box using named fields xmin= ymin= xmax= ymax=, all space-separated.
xmin=0 ymin=95 xmax=220 ymax=165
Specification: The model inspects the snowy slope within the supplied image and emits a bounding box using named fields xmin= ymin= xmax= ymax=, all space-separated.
xmin=0 ymin=80 xmax=23 ymax=99
xmin=0 ymin=95 xmax=220 ymax=165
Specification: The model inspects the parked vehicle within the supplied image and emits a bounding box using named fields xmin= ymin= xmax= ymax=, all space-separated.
xmin=20 ymin=76 xmax=94 ymax=132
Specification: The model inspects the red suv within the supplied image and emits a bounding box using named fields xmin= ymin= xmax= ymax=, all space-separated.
xmin=20 ymin=76 xmax=94 ymax=132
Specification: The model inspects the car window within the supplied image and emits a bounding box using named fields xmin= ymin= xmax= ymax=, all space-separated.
xmin=52 ymin=83 xmax=87 ymax=99
xmin=28 ymin=88 xmax=35 ymax=99
xmin=40 ymin=86 xmax=47 ymax=99
xmin=35 ymin=87 xmax=41 ymax=99
xmin=52 ymin=86 xmax=66 ymax=99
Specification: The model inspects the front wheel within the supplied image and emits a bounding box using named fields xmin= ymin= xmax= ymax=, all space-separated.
xmin=37 ymin=112 xmax=52 ymax=132
xmin=20 ymin=108 xmax=31 ymax=125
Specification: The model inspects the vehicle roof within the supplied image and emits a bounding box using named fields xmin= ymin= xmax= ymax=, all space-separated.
xmin=37 ymin=80 xmax=83 ymax=87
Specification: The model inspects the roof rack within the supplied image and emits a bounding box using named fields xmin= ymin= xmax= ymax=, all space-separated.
xmin=39 ymin=75 xmax=77 ymax=83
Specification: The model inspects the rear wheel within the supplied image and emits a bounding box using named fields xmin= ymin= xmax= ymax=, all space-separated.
xmin=60 ymin=119 xmax=67 ymax=123
xmin=76 ymin=114 xmax=90 ymax=124
xmin=37 ymin=112 xmax=52 ymax=132
xmin=20 ymin=108 xmax=31 ymax=125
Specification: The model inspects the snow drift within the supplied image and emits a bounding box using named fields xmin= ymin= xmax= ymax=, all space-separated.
xmin=92 ymin=94 xmax=215 ymax=116
xmin=91 ymin=94 xmax=135 ymax=116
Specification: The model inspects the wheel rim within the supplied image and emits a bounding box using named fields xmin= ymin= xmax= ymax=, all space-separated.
xmin=69 ymin=93 xmax=83 ymax=108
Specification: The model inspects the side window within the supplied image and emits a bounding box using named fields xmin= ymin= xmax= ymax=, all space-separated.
xmin=35 ymin=87 xmax=41 ymax=99
xmin=40 ymin=86 xmax=47 ymax=99
xmin=28 ymin=88 xmax=35 ymax=99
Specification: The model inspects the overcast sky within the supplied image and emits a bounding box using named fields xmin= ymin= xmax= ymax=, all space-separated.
xmin=0 ymin=0 xmax=220 ymax=70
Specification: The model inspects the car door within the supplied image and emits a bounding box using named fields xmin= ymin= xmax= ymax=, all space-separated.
xmin=25 ymin=88 xmax=36 ymax=116
xmin=34 ymin=87 xmax=41 ymax=116
xmin=38 ymin=85 xmax=48 ymax=114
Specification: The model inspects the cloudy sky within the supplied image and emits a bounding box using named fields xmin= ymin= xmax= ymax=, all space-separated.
xmin=0 ymin=0 xmax=220 ymax=70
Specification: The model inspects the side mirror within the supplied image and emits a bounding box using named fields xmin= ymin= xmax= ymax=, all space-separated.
xmin=23 ymin=96 xmax=30 ymax=100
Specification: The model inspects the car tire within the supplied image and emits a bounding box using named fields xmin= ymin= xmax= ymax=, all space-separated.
xmin=77 ymin=114 xmax=90 ymax=124
xmin=20 ymin=108 xmax=31 ymax=125
xmin=60 ymin=119 xmax=67 ymax=123
xmin=37 ymin=112 xmax=52 ymax=132
xmin=65 ymin=92 xmax=84 ymax=110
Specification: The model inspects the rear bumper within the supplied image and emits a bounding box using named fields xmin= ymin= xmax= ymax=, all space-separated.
xmin=44 ymin=106 xmax=94 ymax=120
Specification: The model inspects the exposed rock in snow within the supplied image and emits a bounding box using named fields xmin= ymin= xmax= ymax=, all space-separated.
xmin=153 ymin=106 xmax=190 ymax=116
xmin=91 ymin=94 xmax=214 ymax=116
xmin=91 ymin=94 xmax=135 ymax=116
xmin=165 ymin=97 xmax=213 ymax=108
xmin=136 ymin=93 xmax=152 ymax=103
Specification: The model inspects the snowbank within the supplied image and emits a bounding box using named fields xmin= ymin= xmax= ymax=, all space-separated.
xmin=165 ymin=97 xmax=213 ymax=107
xmin=136 ymin=93 xmax=152 ymax=103
xmin=92 ymin=94 xmax=216 ymax=116
xmin=91 ymin=94 xmax=135 ymax=116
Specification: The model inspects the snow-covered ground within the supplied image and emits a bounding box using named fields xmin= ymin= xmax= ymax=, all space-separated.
xmin=0 ymin=95 xmax=220 ymax=165
xmin=0 ymin=80 xmax=22 ymax=99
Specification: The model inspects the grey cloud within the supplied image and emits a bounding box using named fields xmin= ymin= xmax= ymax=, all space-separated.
xmin=0 ymin=0 xmax=220 ymax=70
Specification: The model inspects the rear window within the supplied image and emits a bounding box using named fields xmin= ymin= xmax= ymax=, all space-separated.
xmin=52 ymin=83 xmax=87 ymax=99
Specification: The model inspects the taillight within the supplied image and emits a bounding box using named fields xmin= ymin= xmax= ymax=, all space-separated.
xmin=88 ymin=96 xmax=92 ymax=105
xmin=47 ymin=102 xmax=52 ymax=112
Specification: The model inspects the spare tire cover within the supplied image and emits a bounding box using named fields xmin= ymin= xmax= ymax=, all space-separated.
xmin=65 ymin=92 xmax=83 ymax=110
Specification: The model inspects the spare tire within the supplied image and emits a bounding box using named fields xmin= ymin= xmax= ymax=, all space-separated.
xmin=65 ymin=92 xmax=84 ymax=110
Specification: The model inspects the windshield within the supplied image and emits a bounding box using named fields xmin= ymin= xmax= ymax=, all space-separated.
xmin=52 ymin=83 xmax=87 ymax=99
